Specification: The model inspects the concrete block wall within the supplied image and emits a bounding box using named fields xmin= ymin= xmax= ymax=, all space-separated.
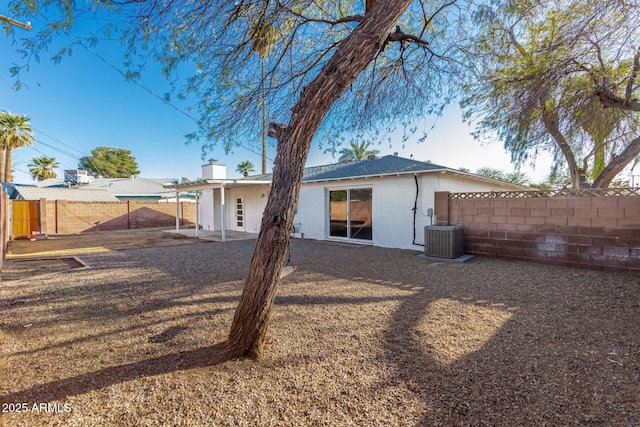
xmin=435 ymin=191 xmax=640 ymax=274
xmin=45 ymin=200 xmax=196 ymax=234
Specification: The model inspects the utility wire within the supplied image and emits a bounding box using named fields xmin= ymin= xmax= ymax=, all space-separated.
xmin=37 ymin=12 xmax=274 ymax=163
xmin=6 ymin=13 xmax=274 ymax=182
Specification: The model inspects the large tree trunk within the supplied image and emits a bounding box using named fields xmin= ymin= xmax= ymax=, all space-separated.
xmin=225 ymin=0 xmax=413 ymax=360
xmin=541 ymin=106 xmax=588 ymax=189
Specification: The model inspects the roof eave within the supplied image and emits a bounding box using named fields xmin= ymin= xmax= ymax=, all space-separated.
xmin=163 ymin=178 xmax=271 ymax=190
xmin=301 ymin=168 xmax=453 ymax=183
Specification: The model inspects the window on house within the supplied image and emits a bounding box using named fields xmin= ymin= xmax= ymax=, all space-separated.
xmin=329 ymin=188 xmax=372 ymax=240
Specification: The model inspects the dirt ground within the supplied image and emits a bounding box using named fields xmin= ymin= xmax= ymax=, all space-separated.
xmin=6 ymin=228 xmax=200 ymax=258
xmin=0 ymin=230 xmax=639 ymax=426
xmin=2 ymin=229 xmax=201 ymax=282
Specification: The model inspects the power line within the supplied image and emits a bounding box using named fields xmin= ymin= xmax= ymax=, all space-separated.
xmin=35 ymin=139 xmax=82 ymax=160
xmin=6 ymin=13 xmax=274 ymax=181
xmin=37 ymin=12 xmax=275 ymax=163
xmin=32 ymin=127 xmax=87 ymax=157
xmin=38 ymin=12 xmax=199 ymax=123
xmin=25 ymin=145 xmax=77 ymax=171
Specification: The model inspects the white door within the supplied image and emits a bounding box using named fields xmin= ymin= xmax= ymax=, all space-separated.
xmin=234 ymin=196 xmax=246 ymax=231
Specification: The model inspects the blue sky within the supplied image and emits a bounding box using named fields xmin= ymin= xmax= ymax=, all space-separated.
xmin=0 ymin=13 xmax=553 ymax=184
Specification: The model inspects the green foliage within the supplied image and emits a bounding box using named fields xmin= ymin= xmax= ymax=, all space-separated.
xmin=0 ymin=110 xmax=35 ymax=182
xmin=338 ymin=140 xmax=380 ymax=163
xmin=78 ymin=146 xmax=140 ymax=178
xmin=462 ymin=0 xmax=640 ymax=188
xmin=249 ymin=20 xmax=277 ymax=59
xmin=7 ymin=0 xmax=465 ymax=155
xmin=0 ymin=111 xmax=33 ymax=150
xmin=474 ymin=167 xmax=529 ymax=186
xmin=531 ymin=165 xmax=573 ymax=190
xmin=28 ymin=155 xmax=60 ymax=181
xmin=236 ymin=160 xmax=255 ymax=177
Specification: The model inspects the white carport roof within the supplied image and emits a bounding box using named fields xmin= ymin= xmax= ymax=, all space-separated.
xmin=162 ymin=178 xmax=271 ymax=192
xmin=163 ymin=178 xmax=270 ymax=241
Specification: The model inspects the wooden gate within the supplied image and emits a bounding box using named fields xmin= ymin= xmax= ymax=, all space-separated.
xmin=11 ymin=200 xmax=40 ymax=239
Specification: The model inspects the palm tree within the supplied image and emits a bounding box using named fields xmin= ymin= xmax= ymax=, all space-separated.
xmin=28 ymin=156 xmax=60 ymax=181
xmin=338 ymin=140 xmax=380 ymax=163
xmin=0 ymin=111 xmax=35 ymax=182
xmin=250 ymin=20 xmax=277 ymax=175
xmin=236 ymin=160 xmax=255 ymax=177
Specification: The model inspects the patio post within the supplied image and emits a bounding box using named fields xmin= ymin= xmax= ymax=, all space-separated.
xmin=220 ymin=183 xmax=226 ymax=241
xmin=195 ymin=190 xmax=199 ymax=237
xmin=175 ymin=190 xmax=180 ymax=231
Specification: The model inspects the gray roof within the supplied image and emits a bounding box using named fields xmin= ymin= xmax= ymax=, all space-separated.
xmin=35 ymin=177 xmax=178 ymax=198
xmin=164 ymin=155 xmax=528 ymax=191
xmin=247 ymin=155 xmax=451 ymax=182
xmin=10 ymin=186 xmax=119 ymax=202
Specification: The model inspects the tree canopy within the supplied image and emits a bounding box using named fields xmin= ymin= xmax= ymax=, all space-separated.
xmin=474 ymin=167 xmax=529 ymax=186
xmin=462 ymin=0 xmax=640 ymax=189
xmin=338 ymin=140 xmax=380 ymax=162
xmin=7 ymin=0 xmax=464 ymax=154
xmin=236 ymin=160 xmax=256 ymax=177
xmin=28 ymin=155 xmax=60 ymax=181
xmin=78 ymin=146 xmax=140 ymax=178
xmin=0 ymin=111 xmax=35 ymax=182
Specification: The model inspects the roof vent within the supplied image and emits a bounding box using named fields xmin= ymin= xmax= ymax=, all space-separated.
xmin=64 ymin=169 xmax=93 ymax=185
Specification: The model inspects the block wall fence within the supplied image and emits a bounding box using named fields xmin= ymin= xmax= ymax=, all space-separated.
xmin=434 ymin=189 xmax=640 ymax=274
xmin=43 ymin=200 xmax=196 ymax=234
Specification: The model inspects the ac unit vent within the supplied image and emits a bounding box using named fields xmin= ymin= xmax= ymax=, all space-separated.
xmin=424 ymin=226 xmax=465 ymax=259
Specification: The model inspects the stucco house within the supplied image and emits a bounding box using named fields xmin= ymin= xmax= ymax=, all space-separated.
xmin=165 ymin=155 xmax=527 ymax=250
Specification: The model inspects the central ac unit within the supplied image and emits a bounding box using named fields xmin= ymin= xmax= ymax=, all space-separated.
xmin=424 ymin=225 xmax=465 ymax=259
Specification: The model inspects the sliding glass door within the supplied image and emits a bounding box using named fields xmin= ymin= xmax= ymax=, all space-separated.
xmin=349 ymin=188 xmax=372 ymax=240
xmin=329 ymin=188 xmax=372 ymax=241
xmin=329 ymin=190 xmax=348 ymax=237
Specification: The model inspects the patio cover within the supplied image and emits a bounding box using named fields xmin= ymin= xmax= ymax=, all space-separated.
xmin=163 ymin=178 xmax=270 ymax=240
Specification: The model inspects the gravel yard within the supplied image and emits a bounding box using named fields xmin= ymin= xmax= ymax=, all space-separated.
xmin=1 ymin=233 xmax=639 ymax=426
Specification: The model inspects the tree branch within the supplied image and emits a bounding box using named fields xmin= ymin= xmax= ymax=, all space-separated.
xmin=625 ymin=47 xmax=640 ymax=107
xmin=278 ymin=5 xmax=364 ymax=27
xmin=592 ymin=134 xmax=640 ymax=188
xmin=596 ymin=89 xmax=640 ymax=112
xmin=267 ymin=122 xmax=288 ymax=140
xmin=387 ymin=26 xmax=429 ymax=46
xmin=540 ymin=103 xmax=586 ymax=188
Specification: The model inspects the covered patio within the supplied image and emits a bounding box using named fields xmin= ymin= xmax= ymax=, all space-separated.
xmin=163 ymin=177 xmax=270 ymax=241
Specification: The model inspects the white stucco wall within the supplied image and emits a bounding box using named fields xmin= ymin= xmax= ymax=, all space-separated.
xmin=197 ymin=170 xmax=523 ymax=248
xmin=225 ymin=186 xmax=270 ymax=233
xmin=293 ymin=172 xmax=523 ymax=250
xmin=199 ymin=188 xmax=219 ymax=231
xmin=295 ymin=175 xmax=428 ymax=250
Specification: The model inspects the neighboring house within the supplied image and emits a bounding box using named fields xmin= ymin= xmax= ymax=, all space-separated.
xmin=165 ymin=156 xmax=527 ymax=250
xmin=33 ymin=170 xmax=189 ymax=202
xmin=6 ymin=184 xmax=119 ymax=202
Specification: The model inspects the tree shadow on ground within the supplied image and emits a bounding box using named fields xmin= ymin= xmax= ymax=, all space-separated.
xmin=284 ymin=240 xmax=640 ymax=425
xmin=0 ymin=341 xmax=235 ymax=406
xmin=1 ymin=238 xmax=638 ymax=425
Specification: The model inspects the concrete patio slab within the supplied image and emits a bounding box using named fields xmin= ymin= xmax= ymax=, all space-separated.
xmin=165 ymin=229 xmax=258 ymax=242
